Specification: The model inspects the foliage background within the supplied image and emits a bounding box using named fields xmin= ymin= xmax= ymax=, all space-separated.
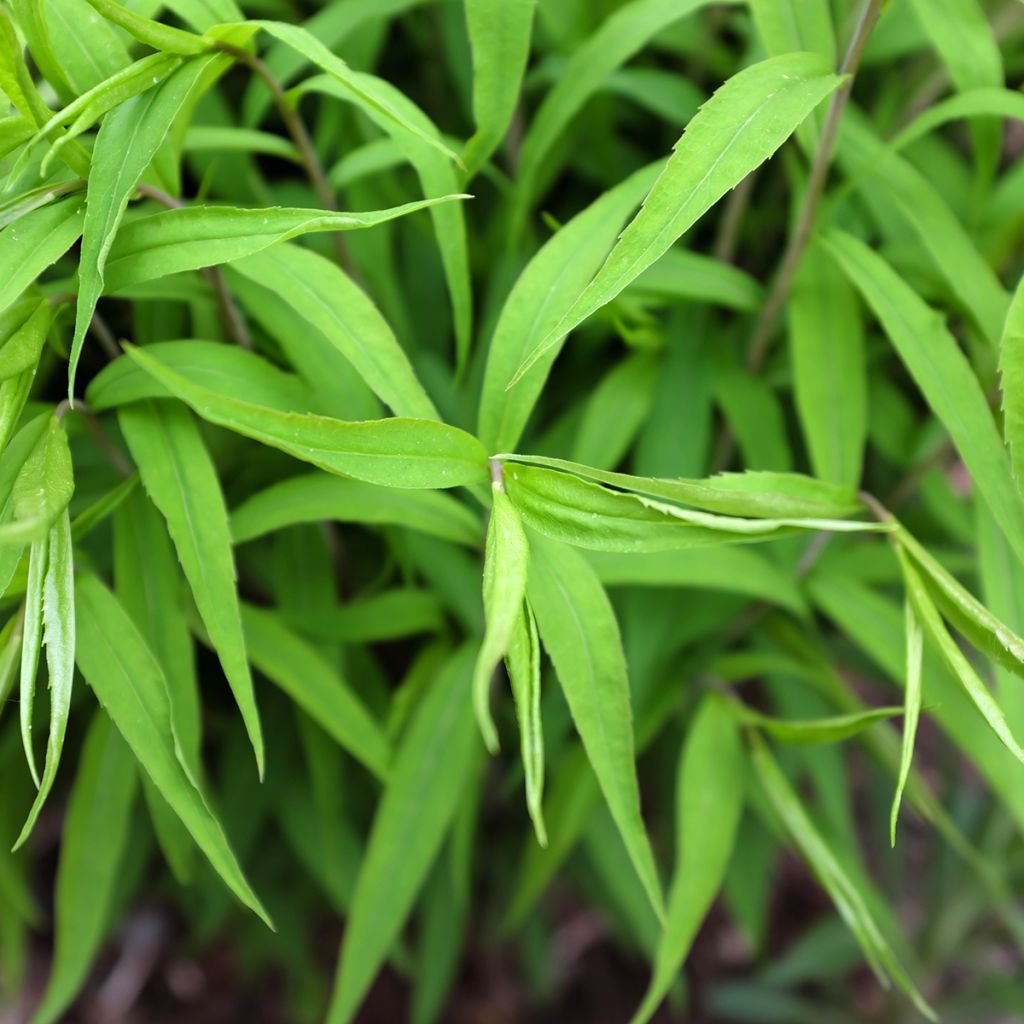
xmin=0 ymin=0 xmax=1023 ymax=1022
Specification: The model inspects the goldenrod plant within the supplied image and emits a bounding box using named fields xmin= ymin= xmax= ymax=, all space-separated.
xmin=0 ymin=0 xmax=1023 ymax=1021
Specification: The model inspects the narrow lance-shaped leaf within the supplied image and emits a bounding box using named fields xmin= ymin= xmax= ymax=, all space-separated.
xmin=0 ymin=300 xmax=51 ymax=382
xmin=230 ymin=473 xmax=480 ymax=548
xmin=462 ymin=0 xmax=536 ymax=176
xmin=326 ymin=646 xmax=479 ymax=1024
xmin=472 ymin=470 xmax=529 ymax=753
xmin=1000 ymin=273 xmax=1024 ymax=496
xmin=29 ymin=713 xmax=137 ymax=1024
xmin=79 ymin=0 xmax=207 ymax=53
xmin=505 ymin=597 xmax=546 ymax=846
xmin=899 ymin=546 xmax=1024 ymax=767
xmin=239 ymin=604 xmax=391 ymax=781
xmin=121 ymin=344 xmax=489 ymax=490
xmin=229 ymin=242 xmax=439 ymax=421
xmin=69 ymin=53 xmax=227 ymax=395
xmin=890 ymin=587 xmax=923 ymax=848
xmin=103 ymin=196 xmax=467 ymax=298
xmin=503 ymin=462 xmax=883 ymax=554
xmin=120 ymin=401 xmax=264 ymax=776
xmin=630 ymin=692 xmax=745 ymax=1024
xmin=527 ymin=535 xmax=665 ymax=923
xmin=825 ymin=229 xmax=1024 ymax=568
xmin=73 ymin=571 xmax=270 ymax=925
xmin=511 ymin=53 xmax=845 ymax=383
xmin=750 ymin=733 xmax=936 ymax=1020
xmin=731 ymin=702 xmax=903 ymax=745
xmin=513 ymin=0 xmax=737 ymax=210
xmin=15 ymin=509 xmax=75 ymax=848
xmin=0 ymin=416 xmax=74 ymax=548
xmin=788 ymin=241 xmax=866 ymax=488
xmin=19 ymin=533 xmax=46 ymax=787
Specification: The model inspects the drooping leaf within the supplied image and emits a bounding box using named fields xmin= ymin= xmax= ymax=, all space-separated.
xmin=120 ymin=344 xmax=489 ymax=489
xmin=229 ymin=242 xmax=439 ymax=420
xmin=29 ymin=713 xmax=137 ymax=1024
xmin=527 ymin=535 xmax=664 ymax=923
xmin=239 ymin=603 xmax=391 ymax=780
xmin=73 ymin=571 xmax=269 ymax=924
xmin=478 ymin=162 xmax=660 ymax=453
xmin=732 ymin=701 xmax=903 ymax=745
xmin=750 ymin=733 xmax=935 ymax=1020
xmin=230 ymin=472 xmax=480 ymax=547
xmin=825 ymin=229 xmax=1024 ymax=567
xmin=462 ymin=0 xmax=535 ymax=176
xmin=69 ymin=53 xmax=230 ymax=394
xmin=472 ymin=480 xmax=529 ymax=752
xmin=631 ymin=692 xmax=745 ymax=1023
xmin=0 ymin=416 xmax=74 ymax=548
xmin=14 ymin=509 xmax=75 ymax=848
xmin=326 ymin=646 xmax=479 ymax=1024
xmin=511 ymin=53 xmax=845 ymax=382
xmin=120 ymin=400 xmax=264 ymax=775
xmin=104 ymin=197 xmax=466 ymax=299
xmin=890 ymin=590 xmax=923 ymax=848
xmin=899 ymin=546 xmax=1024 ymax=767
xmin=788 ymin=241 xmax=866 ymax=488
xmin=505 ymin=597 xmax=546 ymax=845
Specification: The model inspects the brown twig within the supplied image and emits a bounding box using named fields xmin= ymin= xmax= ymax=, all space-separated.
xmin=214 ymin=41 xmax=352 ymax=271
xmin=135 ymin=183 xmax=252 ymax=350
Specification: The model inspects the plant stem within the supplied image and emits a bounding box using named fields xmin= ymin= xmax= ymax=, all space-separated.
xmin=135 ymin=184 xmax=252 ymax=350
xmin=215 ymin=42 xmax=352 ymax=272
xmin=743 ymin=0 xmax=883 ymax=375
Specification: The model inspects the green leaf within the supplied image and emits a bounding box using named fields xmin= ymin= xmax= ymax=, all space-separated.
xmin=326 ymin=646 xmax=479 ymax=1024
xmin=462 ymin=0 xmax=536 ymax=176
xmin=824 ymin=229 xmax=1024 ymax=568
xmin=14 ymin=509 xmax=75 ymax=848
xmin=73 ymin=571 xmax=270 ymax=925
xmin=478 ymin=161 xmax=660 ymax=453
xmin=230 ymin=472 xmax=480 ymax=547
xmin=80 ymin=0 xmax=208 ymax=53
xmin=120 ymin=401 xmax=263 ymax=776
xmin=505 ymin=597 xmax=546 ymax=846
xmin=750 ymin=733 xmax=936 ymax=1020
xmin=0 ymin=300 xmax=51 ymax=382
xmin=514 ymin=0 xmax=738 ymax=208
xmin=586 ymin=547 xmax=806 ymax=616
xmin=527 ymin=535 xmax=664 ymax=923
xmin=257 ymin=21 xmax=459 ymax=165
xmin=788 ymin=241 xmax=866 ymax=488
xmin=0 ymin=416 xmax=74 ymax=548
xmin=29 ymin=713 xmax=137 ymax=1024
xmin=1001 ymin=273 xmax=1024 ymax=495
xmin=511 ymin=53 xmax=845 ymax=382
xmin=69 ymin=53 xmax=228 ymax=394
xmin=497 ymin=455 xmax=862 ymax=518
xmin=229 ymin=242 xmax=439 ymax=420
xmin=472 ymin=480 xmax=529 ymax=752
xmin=899 ymin=544 xmax=1024 ymax=767
xmin=897 ymin=526 xmax=1024 ymax=679
xmin=19 ymin=533 xmax=46 ymax=786
xmin=836 ymin=113 xmax=1010 ymax=347
xmin=239 ymin=603 xmax=391 ymax=780
xmin=120 ymin=344 xmax=489 ymax=489
xmin=749 ymin=0 xmax=834 ymax=61
xmin=104 ymin=197 xmax=466 ymax=298
xmin=291 ymin=71 xmax=472 ymax=373
xmin=88 ymin=340 xmax=315 ymax=414
xmin=890 ymin=593 xmax=922 ymax=848
xmin=889 ymin=88 xmax=1024 ymax=157
xmin=113 ymin=490 xmax=201 ymax=778
xmin=732 ymin=701 xmax=903 ymax=745
xmin=0 ymin=200 xmax=84 ymax=318
xmin=503 ymin=462 xmax=880 ymax=553
xmin=631 ymin=692 xmax=745 ymax=1024
xmin=627 ymin=248 xmax=763 ymax=312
